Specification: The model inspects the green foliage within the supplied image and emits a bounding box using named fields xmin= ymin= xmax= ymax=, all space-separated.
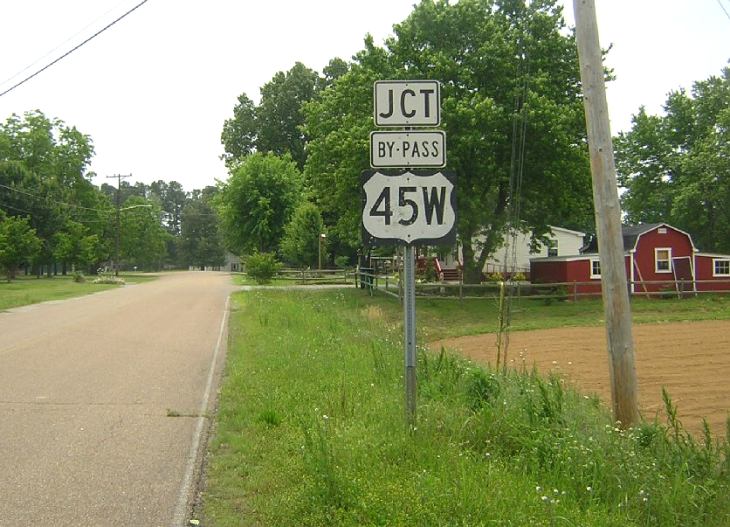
xmin=119 ymin=196 xmax=169 ymax=271
xmin=0 ymin=214 xmax=42 ymax=280
xmin=616 ymin=66 xmax=730 ymax=252
xmin=334 ymin=255 xmax=351 ymax=268
xmin=221 ymin=61 xmax=343 ymax=170
xmin=244 ymin=252 xmax=282 ymax=284
xmin=220 ymin=93 xmax=258 ymax=168
xmin=257 ymin=62 xmax=321 ymax=169
xmin=203 ymin=290 xmax=730 ymax=526
xmin=280 ymin=202 xmax=326 ymax=268
xmin=0 ymin=110 xmax=100 ymax=274
xmin=178 ymin=190 xmax=225 ymax=269
xmin=216 ymin=152 xmax=303 ymax=254
xmin=52 ymin=220 xmax=99 ymax=272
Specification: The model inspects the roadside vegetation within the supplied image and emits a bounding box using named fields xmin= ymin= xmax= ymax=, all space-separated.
xmin=0 ymin=273 xmax=157 ymax=311
xmin=201 ymin=289 xmax=730 ymax=526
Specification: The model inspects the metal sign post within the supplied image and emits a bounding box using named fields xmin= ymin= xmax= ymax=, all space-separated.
xmin=403 ymin=244 xmax=417 ymax=426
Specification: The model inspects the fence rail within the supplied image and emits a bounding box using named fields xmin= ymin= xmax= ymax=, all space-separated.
xmin=276 ymin=268 xmax=354 ymax=284
xmin=352 ymin=269 xmax=730 ymax=301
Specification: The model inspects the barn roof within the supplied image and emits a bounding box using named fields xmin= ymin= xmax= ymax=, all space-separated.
xmin=582 ymin=223 xmax=672 ymax=253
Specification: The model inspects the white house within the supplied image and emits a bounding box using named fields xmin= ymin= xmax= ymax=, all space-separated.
xmin=444 ymin=226 xmax=586 ymax=276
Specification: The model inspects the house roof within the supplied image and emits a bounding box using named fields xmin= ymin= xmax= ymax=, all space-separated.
xmin=581 ymin=223 xmax=691 ymax=253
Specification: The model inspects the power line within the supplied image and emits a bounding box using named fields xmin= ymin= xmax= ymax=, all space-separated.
xmin=0 ymin=0 xmax=150 ymax=98
xmin=0 ymin=200 xmax=34 ymax=215
xmin=0 ymin=183 xmax=109 ymax=213
xmin=716 ymin=0 xmax=730 ymax=21
xmin=0 ymin=0 xmax=135 ymax=90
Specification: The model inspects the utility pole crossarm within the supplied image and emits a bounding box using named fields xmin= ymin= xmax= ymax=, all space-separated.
xmin=573 ymin=0 xmax=640 ymax=427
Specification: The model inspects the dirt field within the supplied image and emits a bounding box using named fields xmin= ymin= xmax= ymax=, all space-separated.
xmin=432 ymin=320 xmax=730 ymax=439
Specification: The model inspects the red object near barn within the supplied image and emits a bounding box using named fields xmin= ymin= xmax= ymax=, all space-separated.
xmin=530 ymin=223 xmax=730 ymax=297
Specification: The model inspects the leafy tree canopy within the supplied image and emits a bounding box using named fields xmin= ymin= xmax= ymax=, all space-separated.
xmin=0 ymin=213 xmax=42 ymax=280
xmin=280 ymin=202 xmax=326 ymax=268
xmin=221 ymin=59 xmax=350 ymax=170
xmin=179 ymin=187 xmax=225 ymax=269
xmin=615 ymin=66 xmax=730 ymax=252
xmin=215 ymin=152 xmax=303 ymax=254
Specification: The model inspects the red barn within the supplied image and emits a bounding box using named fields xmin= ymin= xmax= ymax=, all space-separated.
xmin=530 ymin=223 xmax=730 ymax=296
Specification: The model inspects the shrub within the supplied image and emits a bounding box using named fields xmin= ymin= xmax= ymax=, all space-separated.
xmin=72 ymin=271 xmax=86 ymax=283
xmin=245 ymin=252 xmax=281 ymax=284
xmin=334 ymin=255 xmax=350 ymax=268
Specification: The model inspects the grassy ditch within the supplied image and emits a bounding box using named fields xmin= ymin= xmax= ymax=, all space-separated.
xmin=0 ymin=273 xmax=158 ymax=311
xmin=201 ymin=289 xmax=730 ymax=526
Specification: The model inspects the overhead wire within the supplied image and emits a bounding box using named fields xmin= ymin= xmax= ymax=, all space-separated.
xmin=716 ymin=0 xmax=730 ymax=21
xmin=0 ymin=0 xmax=150 ymax=98
xmin=496 ymin=4 xmax=531 ymax=374
xmin=0 ymin=183 xmax=110 ymax=213
xmin=0 ymin=0 xmax=136 ymax=91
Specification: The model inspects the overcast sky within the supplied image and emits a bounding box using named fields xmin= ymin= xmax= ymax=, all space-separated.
xmin=0 ymin=1 xmax=728 ymax=192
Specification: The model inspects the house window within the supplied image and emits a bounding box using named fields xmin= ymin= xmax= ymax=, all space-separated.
xmin=655 ymin=248 xmax=672 ymax=273
xmin=547 ymin=239 xmax=558 ymax=257
xmin=714 ymin=259 xmax=730 ymax=277
xmin=590 ymin=258 xmax=601 ymax=279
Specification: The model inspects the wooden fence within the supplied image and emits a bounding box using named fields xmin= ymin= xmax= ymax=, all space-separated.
xmin=277 ymin=268 xmax=353 ymax=285
xmin=353 ymin=269 xmax=730 ymax=301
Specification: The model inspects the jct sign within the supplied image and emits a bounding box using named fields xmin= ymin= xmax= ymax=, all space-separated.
xmin=374 ymin=80 xmax=441 ymax=127
xmin=361 ymin=169 xmax=456 ymax=245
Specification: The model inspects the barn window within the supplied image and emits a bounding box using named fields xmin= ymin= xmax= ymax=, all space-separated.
xmin=547 ymin=239 xmax=558 ymax=257
xmin=714 ymin=259 xmax=730 ymax=277
xmin=590 ymin=258 xmax=601 ymax=278
xmin=658 ymin=227 xmax=667 ymax=234
xmin=655 ymin=248 xmax=672 ymax=273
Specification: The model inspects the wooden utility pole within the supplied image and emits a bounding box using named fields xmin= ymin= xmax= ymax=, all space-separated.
xmin=106 ymin=173 xmax=132 ymax=276
xmin=573 ymin=0 xmax=640 ymax=427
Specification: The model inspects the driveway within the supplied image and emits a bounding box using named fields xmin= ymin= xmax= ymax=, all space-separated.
xmin=0 ymin=271 xmax=234 ymax=526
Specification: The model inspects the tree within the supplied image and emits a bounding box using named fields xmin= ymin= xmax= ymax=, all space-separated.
xmin=220 ymin=93 xmax=258 ymax=168
xmin=178 ymin=188 xmax=225 ymax=269
xmin=52 ymin=220 xmax=100 ymax=273
xmin=616 ymin=66 xmax=730 ymax=252
xmin=280 ymin=202 xmax=326 ymax=267
xmin=221 ymin=61 xmax=344 ymax=169
xmin=303 ymin=0 xmax=593 ymax=281
xmin=216 ymin=153 xmax=303 ymax=255
xmin=119 ymin=196 xmax=168 ymax=271
xmin=0 ymin=110 xmax=98 ymax=275
xmin=0 ymin=213 xmax=42 ymax=280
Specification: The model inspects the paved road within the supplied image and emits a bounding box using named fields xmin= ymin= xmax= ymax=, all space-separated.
xmin=0 ymin=272 xmax=234 ymax=526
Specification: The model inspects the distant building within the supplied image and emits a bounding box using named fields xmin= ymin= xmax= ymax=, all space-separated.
xmin=443 ymin=225 xmax=586 ymax=277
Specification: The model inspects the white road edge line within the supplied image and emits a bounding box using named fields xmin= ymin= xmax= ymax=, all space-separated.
xmin=172 ymin=294 xmax=231 ymax=527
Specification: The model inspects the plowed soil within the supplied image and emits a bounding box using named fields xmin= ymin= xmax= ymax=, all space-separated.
xmin=431 ymin=320 xmax=730 ymax=439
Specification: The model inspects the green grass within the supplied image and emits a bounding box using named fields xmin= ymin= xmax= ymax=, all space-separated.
xmin=350 ymin=292 xmax=730 ymax=341
xmin=231 ymin=273 xmax=291 ymax=287
xmin=0 ymin=273 xmax=158 ymax=311
xmin=232 ymin=273 xmax=354 ymax=287
xmin=201 ymin=289 xmax=730 ymax=526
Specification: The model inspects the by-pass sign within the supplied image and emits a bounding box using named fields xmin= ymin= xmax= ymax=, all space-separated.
xmin=361 ymin=170 xmax=456 ymax=245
